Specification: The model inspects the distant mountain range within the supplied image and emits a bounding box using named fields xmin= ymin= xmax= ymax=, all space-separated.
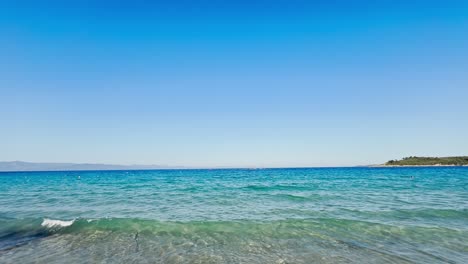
xmin=0 ymin=161 xmax=179 ymax=172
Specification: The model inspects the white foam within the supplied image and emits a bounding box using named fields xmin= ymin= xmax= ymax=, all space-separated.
xmin=41 ymin=218 xmax=75 ymax=228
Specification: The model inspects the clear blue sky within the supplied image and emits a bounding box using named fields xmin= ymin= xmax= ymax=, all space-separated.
xmin=1 ymin=1 xmax=467 ymax=167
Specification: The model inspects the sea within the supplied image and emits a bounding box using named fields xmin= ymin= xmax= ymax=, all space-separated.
xmin=0 ymin=167 xmax=467 ymax=263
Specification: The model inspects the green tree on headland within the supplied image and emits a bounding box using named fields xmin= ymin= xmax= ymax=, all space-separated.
xmin=385 ymin=156 xmax=468 ymax=166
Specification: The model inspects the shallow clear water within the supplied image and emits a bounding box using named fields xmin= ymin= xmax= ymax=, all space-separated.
xmin=0 ymin=167 xmax=467 ymax=263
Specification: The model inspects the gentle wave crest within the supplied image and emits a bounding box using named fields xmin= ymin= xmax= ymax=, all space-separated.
xmin=41 ymin=218 xmax=75 ymax=228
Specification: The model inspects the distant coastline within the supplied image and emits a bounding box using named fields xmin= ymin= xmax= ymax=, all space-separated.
xmin=0 ymin=161 xmax=181 ymax=172
xmin=379 ymin=156 xmax=468 ymax=167
xmin=371 ymin=164 xmax=468 ymax=167
xmin=2 ymin=159 xmax=468 ymax=172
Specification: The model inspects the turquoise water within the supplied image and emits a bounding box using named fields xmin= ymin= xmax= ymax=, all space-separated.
xmin=0 ymin=167 xmax=467 ymax=263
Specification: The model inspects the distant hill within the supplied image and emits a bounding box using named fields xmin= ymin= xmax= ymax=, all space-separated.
xmin=385 ymin=156 xmax=468 ymax=166
xmin=0 ymin=161 xmax=175 ymax=172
